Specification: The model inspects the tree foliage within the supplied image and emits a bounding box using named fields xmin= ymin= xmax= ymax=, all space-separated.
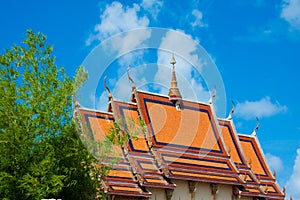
xmin=0 ymin=30 xmax=99 ymax=200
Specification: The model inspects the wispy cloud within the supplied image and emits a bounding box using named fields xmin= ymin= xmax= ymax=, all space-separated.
xmin=281 ymin=0 xmax=300 ymax=31
xmin=286 ymin=148 xmax=300 ymax=199
xmin=141 ymin=0 xmax=163 ymax=19
xmin=265 ymin=153 xmax=284 ymax=172
xmin=235 ymin=96 xmax=287 ymax=120
xmin=85 ymin=1 xmax=152 ymax=81
xmin=86 ymin=1 xmax=149 ymax=46
xmin=190 ymin=9 xmax=206 ymax=29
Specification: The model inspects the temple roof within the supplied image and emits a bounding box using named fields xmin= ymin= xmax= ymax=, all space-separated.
xmin=77 ymin=109 xmax=150 ymax=197
xmin=238 ymin=134 xmax=285 ymax=199
xmin=74 ymin=55 xmax=285 ymax=199
xmin=135 ymin=90 xmax=244 ymax=185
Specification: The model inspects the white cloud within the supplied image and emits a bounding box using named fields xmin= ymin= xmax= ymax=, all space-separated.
xmin=286 ymin=148 xmax=300 ymax=199
xmin=86 ymin=1 xmax=149 ymax=45
xmin=141 ymin=0 xmax=163 ymax=19
xmin=85 ymin=1 xmax=152 ymax=91
xmin=108 ymin=29 xmax=151 ymax=66
xmin=190 ymin=9 xmax=206 ymax=28
xmin=235 ymin=96 xmax=287 ymax=120
xmin=281 ymin=0 xmax=300 ymax=31
xmin=155 ymin=30 xmax=210 ymax=101
xmin=265 ymin=153 xmax=284 ymax=172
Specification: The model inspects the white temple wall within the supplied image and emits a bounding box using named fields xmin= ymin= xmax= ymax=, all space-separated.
xmin=149 ymin=187 xmax=167 ymax=200
xmin=149 ymin=180 xmax=238 ymax=200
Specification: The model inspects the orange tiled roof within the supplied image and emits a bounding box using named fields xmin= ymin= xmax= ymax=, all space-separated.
xmin=111 ymin=100 xmax=175 ymax=189
xmin=219 ymin=119 xmax=267 ymax=197
xmin=238 ymin=134 xmax=285 ymax=199
xmin=135 ymin=90 xmax=243 ymax=185
xmin=75 ymin=86 xmax=285 ymax=199
xmin=77 ymin=108 xmax=151 ymax=198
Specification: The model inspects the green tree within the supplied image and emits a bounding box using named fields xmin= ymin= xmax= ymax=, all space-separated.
xmin=0 ymin=30 xmax=99 ymax=200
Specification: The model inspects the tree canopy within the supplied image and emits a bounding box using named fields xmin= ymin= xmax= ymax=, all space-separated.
xmin=0 ymin=30 xmax=100 ymax=200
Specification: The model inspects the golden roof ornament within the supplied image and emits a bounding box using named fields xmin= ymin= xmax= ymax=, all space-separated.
xmin=127 ymin=66 xmax=136 ymax=91
xmin=209 ymin=86 xmax=216 ymax=104
xmin=168 ymin=53 xmax=182 ymax=106
xmin=251 ymin=117 xmax=260 ymax=136
xmin=170 ymin=53 xmax=176 ymax=65
xmin=104 ymin=76 xmax=113 ymax=101
xmin=226 ymin=100 xmax=235 ymax=120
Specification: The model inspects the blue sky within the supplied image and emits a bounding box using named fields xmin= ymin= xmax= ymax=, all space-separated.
xmin=1 ymin=0 xmax=300 ymax=198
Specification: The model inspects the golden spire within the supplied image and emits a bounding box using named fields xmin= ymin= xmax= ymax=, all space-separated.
xmin=168 ymin=53 xmax=182 ymax=102
xmin=127 ymin=66 xmax=136 ymax=92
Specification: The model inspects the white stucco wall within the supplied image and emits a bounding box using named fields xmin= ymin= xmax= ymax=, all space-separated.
xmin=195 ymin=182 xmax=211 ymax=200
xmin=149 ymin=180 xmax=255 ymax=200
xmin=172 ymin=180 xmax=191 ymax=200
xmin=149 ymin=188 xmax=167 ymax=200
xmin=215 ymin=184 xmax=232 ymax=200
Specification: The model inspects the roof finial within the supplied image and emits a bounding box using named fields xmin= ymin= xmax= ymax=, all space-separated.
xmin=273 ymin=170 xmax=276 ymax=178
xmin=170 ymin=52 xmax=176 ymax=66
xmin=104 ymin=76 xmax=113 ymax=101
xmin=226 ymin=100 xmax=235 ymax=120
xmin=74 ymin=100 xmax=81 ymax=109
xmin=209 ymin=85 xmax=216 ymax=104
xmin=168 ymin=53 xmax=182 ymax=106
xmin=251 ymin=117 xmax=260 ymax=136
xmin=127 ymin=66 xmax=136 ymax=92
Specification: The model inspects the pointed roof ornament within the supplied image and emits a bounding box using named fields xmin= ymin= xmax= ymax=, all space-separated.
xmin=226 ymin=100 xmax=235 ymax=120
xmin=104 ymin=76 xmax=113 ymax=101
xmin=170 ymin=52 xmax=176 ymax=65
xmin=209 ymin=86 xmax=216 ymax=104
xmin=168 ymin=53 xmax=182 ymax=105
xmin=273 ymin=170 xmax=276 ymax=178
xmin=127 ymin=66 xmax=136 ymax=92
xmin=74 ymin=100 xmax=81 ymax=109
xmin=251 ymin=117 xmax=260 ymax=136
xmin=72 ymin=95 xmax=81 ymax=109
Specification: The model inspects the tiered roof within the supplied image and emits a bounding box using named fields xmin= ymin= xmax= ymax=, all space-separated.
xmin=74 ymin=55 xmax=285 ymax=199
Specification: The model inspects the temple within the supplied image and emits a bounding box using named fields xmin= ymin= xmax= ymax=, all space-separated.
xmin=74 ymin=55 xmax=286 ymax=200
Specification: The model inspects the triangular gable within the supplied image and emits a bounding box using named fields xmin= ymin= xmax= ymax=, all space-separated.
xmin=238 ymin=134 xmax=285 ymax=199
xmin=238 ymin=134 xmax=274 ymax=180
xmin=218 ymin=119 xmax=248 ymax=167
xmin=218 ymin=119 xmax=268 ymax=197
xmin=77 ymin=108 xmax=151 ymax=198
xmin=136 ymin=91 xmax=227 ymax=157
xmin=135 ymin=90 xmax=243 ymax=185
xmin=111 ymin=100 xmax=175 ymax=189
